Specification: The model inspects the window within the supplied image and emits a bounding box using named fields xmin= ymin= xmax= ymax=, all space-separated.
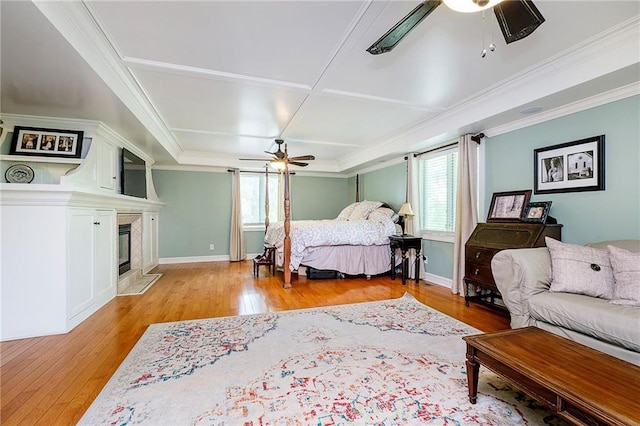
xmin=240 ymin=172 xmax=279 ymax=227
xmin=418 ymin=146 xmax=458 ymax=236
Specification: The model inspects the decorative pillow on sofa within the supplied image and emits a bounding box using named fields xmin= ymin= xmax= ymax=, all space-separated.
xmin=348 ymin=200 xmax=383 ymax=221
xmin=546 ymin=237 xmax=615 ymax=299
xmin=336 ymin=202 xmax=358 ymax=220
xmin=607 ymin=245 xmax=640 ymax=307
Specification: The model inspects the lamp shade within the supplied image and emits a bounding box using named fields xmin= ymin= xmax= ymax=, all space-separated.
xmin=398 ymin=203 xmax=415 ymax=217
xmin=443 ymin=0 xmax=503 ymax=13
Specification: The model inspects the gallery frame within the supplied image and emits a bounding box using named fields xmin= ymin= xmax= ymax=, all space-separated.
xmin=487 ymin=189 xmax=532 ymax=222
xmin=533 ymin=135 xmax=605 ymax=194
xmin=9 ymin=126 xmax=84 ymax=159
xmin=522 ymin=201 xmax=552 ymax=223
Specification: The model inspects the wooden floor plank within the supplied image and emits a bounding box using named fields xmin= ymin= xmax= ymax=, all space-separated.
xmin=0 ymin=260 xmax=509 ymax=425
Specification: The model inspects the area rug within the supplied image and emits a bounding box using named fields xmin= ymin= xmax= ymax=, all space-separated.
xmin=79 ymin=294 xmax=563 ymax=425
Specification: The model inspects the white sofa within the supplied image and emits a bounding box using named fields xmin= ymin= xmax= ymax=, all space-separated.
xmin=491 ymin=239 xmax=640 ymax=366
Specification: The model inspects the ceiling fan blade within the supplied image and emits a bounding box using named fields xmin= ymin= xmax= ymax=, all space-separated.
xmin=288 ymin=161 xmax=309 ymax=167
xmin=494 ymin=0 xmax=545 ymax=44
xmin=289 ymin=155 xmax=315 ymax=161
xmin=239 ymin=157 xmax=271 ymax=161
xmin=366 ymin=0 xmax=441 ymax=55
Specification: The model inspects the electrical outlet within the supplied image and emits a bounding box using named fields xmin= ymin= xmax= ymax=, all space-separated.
xmin=209 ymin=243 xmax=215 ymax=251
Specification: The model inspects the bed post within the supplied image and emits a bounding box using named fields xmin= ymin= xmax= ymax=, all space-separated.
xmin=283 ymin=147 xmax=292 ymax=289
xmin=264 ymin=164 xmax=269 ymax=233
xmin=356 ymin=174 xmax=360 ymax=202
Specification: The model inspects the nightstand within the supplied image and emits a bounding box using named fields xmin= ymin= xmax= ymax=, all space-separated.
xmin=389 ymin=234 xmax=422 ymax=285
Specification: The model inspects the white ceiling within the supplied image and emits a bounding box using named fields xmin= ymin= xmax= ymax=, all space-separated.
xmin=1 ymin=1 xmax=638 ymax=175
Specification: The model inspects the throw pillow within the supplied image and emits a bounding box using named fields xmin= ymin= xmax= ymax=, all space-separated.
xmin=546 ymin=237 xmax=615 ymax=299
xmin=607 ymin=245 xmax=640 ymax=307
xmin=336 ymin=202 xmax=358 ymax=220
xmin=348 ymin=200 xmax=383 ymax=221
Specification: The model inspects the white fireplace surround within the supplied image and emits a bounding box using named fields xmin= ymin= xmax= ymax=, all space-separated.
xmin=118 ymin=214 xmax=142 ymax=273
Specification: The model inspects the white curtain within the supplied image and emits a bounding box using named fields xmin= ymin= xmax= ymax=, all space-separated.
xmin=452 ymin=135 xmax=479 ymax=294
xmin=406 ymin=155 xmax=427 ymax=280
xmin=229 ymin=169 xmax=246 ymax=261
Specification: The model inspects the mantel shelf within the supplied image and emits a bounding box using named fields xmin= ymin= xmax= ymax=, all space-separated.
xmin=0 ymin=154 xmax=82 ymax=165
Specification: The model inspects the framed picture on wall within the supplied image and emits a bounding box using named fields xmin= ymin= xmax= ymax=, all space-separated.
xmin=9 ymin=126 xmax=84 ymax=159
xmin=487 ymin=190 xmax=532 ymax=222
xmin=534 ymin=135 xmax=605 ymax=194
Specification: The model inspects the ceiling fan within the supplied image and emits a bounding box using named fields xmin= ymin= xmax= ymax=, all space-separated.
xmin=240 ymin=139 xmax=316 ymax=168
xmin=367 ymin=0 xmax=545 ymax=55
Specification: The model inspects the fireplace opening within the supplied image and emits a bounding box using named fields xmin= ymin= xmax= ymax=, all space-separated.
xmin=119 ymin=224 xmax=131 ymax=275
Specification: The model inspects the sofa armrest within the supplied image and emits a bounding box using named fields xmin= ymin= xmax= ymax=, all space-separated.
xmin=491 ymin=247 xmax=552 ymax=329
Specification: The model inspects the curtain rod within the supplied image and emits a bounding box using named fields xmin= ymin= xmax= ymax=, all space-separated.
xmin=411 ymin=133 xmax=484 ymax=158
xmin=227 ymin=169 xmax=295 ymax=175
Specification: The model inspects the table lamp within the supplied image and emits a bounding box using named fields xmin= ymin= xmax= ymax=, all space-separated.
xmin=398 ymin=203 xmax=414 ymax=235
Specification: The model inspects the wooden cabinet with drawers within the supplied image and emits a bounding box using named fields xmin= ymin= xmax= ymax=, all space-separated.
xmin=464 ymin=222 xmax=562 ymax=311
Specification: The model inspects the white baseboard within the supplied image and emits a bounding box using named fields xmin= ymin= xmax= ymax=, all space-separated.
xmin=160 ymin=253 xmax=262 ymax=264
xmin=423 ymin=273 xmax=452 ymax=289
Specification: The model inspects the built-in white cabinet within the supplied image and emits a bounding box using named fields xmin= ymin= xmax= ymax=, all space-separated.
xmin=68 ymin=208 xmax=116 ymax=322
xmin=97 ymin=142 xmax=118 ymax=190
xmin=143 ymin=211 xmax=159 ymax=273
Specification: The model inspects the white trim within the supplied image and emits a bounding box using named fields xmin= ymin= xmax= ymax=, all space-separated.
xmin=484 ymin=83 xmax=640 ymax=138
xmin=423 ymin=273 xmax=452 ymax=289
xmin=160 ymin=255 xmax=231 ymax=264
xmin=420 ymin=231 xmax=455 ymax=244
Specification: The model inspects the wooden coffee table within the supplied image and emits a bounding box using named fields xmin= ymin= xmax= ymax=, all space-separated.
xmin=463 ymin=327 xmax=640 ymax=426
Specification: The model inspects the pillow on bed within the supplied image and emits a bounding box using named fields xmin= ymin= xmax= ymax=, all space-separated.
xmin=377 ymin=207 xmax=400 ymax=223
xmin=336 ymin=202 xmax=359 ymax=220
xmin=348 ymin=200 xmax=383 ymax=220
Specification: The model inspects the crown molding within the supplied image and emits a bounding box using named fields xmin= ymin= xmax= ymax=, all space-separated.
xmin=484 ymin=83 xmax=640 ymax=138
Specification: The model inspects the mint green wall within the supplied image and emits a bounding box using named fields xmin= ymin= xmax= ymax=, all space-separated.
xmin=153 ymin=170 xmax=232 ymax=257
xmin=359 ymin=162 xmax=406 ymax=211
xmin=359 ymin=162 xmax=452 ymax=278
xmin=152 ymin=170 xmax=351 ymax=257
xmin=291 ymin=175 xmax=351 ymax=219
xmin=486 ymin=95 xmax=640 ymax=244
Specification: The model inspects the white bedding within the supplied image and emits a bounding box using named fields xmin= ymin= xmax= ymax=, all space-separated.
xmin=264 ymin=215 xmax=397 ymax=271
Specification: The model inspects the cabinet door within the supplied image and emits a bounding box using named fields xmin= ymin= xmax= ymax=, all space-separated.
xmin=94 ymin=210 xmax=116 ymax=301
xmin=97 ymin=142 xmax=118 ymax=190
xmin=143 ymin=212 xmax=159 ymax=273
xmin=68 ymin=209 xmax=95 ymax=318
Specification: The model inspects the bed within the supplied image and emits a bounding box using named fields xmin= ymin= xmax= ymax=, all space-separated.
xmin=264 ymin=201 xmax=402 ymax=277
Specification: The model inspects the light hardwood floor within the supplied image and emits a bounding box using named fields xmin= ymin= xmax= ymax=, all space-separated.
xmin=1 ymin=260 xmax=510 ymax=425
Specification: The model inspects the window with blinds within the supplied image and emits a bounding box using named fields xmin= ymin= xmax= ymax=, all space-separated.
xmin=240 ymin=172 xmax=279 ymax=227
xmin=418 ymin=146 xmax=458 ymax=234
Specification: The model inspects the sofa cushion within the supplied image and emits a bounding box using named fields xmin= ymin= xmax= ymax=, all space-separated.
xmin=608 ymin=245 xmax=640 ymax=307
xmin=546 ymin=237 xmax=614 ymax=299
xmin=529 ymin=291 xmax=640 ymax=353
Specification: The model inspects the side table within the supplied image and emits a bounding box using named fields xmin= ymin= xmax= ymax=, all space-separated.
xmin=389 ymin=234 xmax=422 ymax=285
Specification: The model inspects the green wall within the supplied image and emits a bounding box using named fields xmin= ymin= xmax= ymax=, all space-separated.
xmin=152 ymin=170 xmax=351 ymax=257
xmin=358 ymin=162 xmax=407 ymax=211
xmin=291 ymin=175 xmax=351 ymax=219
xmin=486 ymin=95 xmax=640 ymax=244
xmin=153 ymin=169 xmax=232 ymax=257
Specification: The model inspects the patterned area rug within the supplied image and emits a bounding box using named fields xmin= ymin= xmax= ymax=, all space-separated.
xmin=80 ymin=294 xmax=564 ymax=425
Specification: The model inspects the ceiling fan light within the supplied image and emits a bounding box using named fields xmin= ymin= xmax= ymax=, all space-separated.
xmin=270 ymin=161 xmax=286 ymax=171
xmin=443 ymin=0 xmax=503 ymax=13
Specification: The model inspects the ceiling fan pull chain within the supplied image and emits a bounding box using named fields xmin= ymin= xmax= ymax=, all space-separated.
xmin=489 ymin=8 xmax=496 ymax=52
xmin=481 ymin=10 xmax=487 ymax=58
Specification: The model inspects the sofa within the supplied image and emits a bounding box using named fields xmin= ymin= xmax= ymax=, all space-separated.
xmin=491 ymin=238 xmax=640 ymax=366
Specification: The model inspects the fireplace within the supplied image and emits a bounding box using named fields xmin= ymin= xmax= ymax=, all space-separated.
xmin=118 ymin=224 xmax=131 ymax=275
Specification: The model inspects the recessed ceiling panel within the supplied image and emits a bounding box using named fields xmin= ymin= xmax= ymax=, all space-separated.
xmin=89 ymin=0 xmax=368 ymax=85
xmin=321 ymin=1 xmax=639 ymax=108
xmin=283 ymin=94 xmax=436 ymax=146
xmin=131 ymin=67 xmax=308 ymax=139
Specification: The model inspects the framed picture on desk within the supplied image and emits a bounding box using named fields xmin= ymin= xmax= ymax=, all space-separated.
xmin=486 ymin=190 xmax=531 ymax=222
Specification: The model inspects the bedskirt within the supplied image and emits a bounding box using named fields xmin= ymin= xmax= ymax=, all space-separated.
xmin=275 ymin=244 xmax=400 ymax=276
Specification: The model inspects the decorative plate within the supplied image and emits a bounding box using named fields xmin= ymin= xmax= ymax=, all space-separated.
xmin=5 ymin=164 xmax=34 ymax=183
